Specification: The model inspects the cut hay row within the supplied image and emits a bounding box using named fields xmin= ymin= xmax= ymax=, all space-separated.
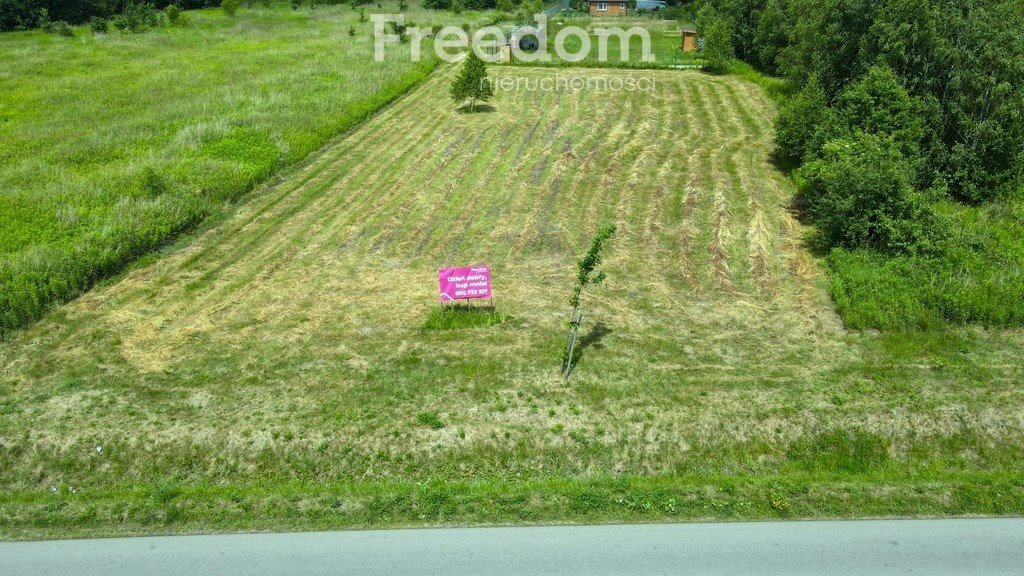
xmin=171 ymin=75 xmax=453 ymax=293
xmin=557 ymin=95 xmax=628 ymax=247
xmin=623 ymin=84 xmax=678 ymax=254
xmin=689 ymin=79 xmax=737 ymax=293
xmin=510 ymin=86 xmax=574 ymax=255
xmin=380 ymin=124 xmax=500 ymax=254
xmin=709 ymin=187 xmax=735 ymax=292
xmin=708 ymin=81 xmax=757 ymax=294
xmin=642 ymin=79 xmax=693 ymax=252
xmin=746 ymin=198 xmax=771 ymax=288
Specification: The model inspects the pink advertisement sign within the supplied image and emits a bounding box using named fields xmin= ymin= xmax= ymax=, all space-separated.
xmin=438 ymin=265 xmax=492 ymax=302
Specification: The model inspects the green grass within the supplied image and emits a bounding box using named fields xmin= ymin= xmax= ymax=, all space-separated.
xmin=424 ymin=305 xmax=508 ymax=330
xmin=1 ymin=64 xmax=1023 ymax=539
xmin=826 ymin=199 xmax=1024 ymax=330
xmin=502 ymin=17 xmax=702 ymax=68
xmin=4 ymin=473 xmax=1023 ymax=540
xmin=0 ymin=2 xmax=496 ymax=338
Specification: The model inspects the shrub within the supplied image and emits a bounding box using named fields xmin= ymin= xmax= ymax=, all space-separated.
xmin=808 ymin=64 xmax=930 ymax=183
xmin=112 ymin=2 xmax=162 ymax=33
xmin=165 ymin=5 xmax=181 ymax=25
xmin=89 ymin=16 xmax=108 ymax=34
xmin=696 ymin=5 xmax=734 ymax=74
xmin=43 ymin=20 xmax=75 ymax=37
xmin=222 ymin=0 xmax=241 ymax=17
xmin=798 ymin=133 xmax=932 ymax=253
xmin=773 ymin=76 xmax=827 ymax=169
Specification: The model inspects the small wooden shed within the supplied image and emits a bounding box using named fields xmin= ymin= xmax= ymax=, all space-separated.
xmin=588 ymin=0 xmax=628 ymax=17
xmin=681 ymin=25 xmax=698 ymax=52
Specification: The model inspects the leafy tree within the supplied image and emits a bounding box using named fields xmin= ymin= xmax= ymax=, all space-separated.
xmin=773 ymin=76 xmax=826 ymax=168
xmin=562 ymin=225 xmax=616 ymax=377
xmin=697 ymin=5 xmax=735 ymax=74
xmin=798 ymin=133 xmax=931 ymax=253
xmin=221 ymin=0 xmax=240 ymax=16
xmin=813 ymin=65 xmax=930 ymax=181
xmin=449 ymin=51 xmax=493 ymax=112
xmin=711 ymin=0 xmax=766 ymax=63
xmin=752 ymin=0 xmax=792 ymax=74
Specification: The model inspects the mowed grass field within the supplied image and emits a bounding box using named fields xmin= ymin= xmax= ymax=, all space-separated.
xmin=0 ymin=2 xmax=494 ymax=337
xmin=2 ymin=65 xmax=1023 ymax=538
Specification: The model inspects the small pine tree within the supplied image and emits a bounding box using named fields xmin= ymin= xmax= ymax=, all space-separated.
xmin=450 ymin=51 xmax=493 ymax=112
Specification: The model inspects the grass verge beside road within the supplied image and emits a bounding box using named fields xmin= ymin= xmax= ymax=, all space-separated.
xmin=3 ymin=473 xmax=1021 ymax=540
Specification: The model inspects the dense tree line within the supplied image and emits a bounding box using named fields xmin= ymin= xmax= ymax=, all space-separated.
xmin=698 ymin=0 xmax=1024 ymax=254
xmin=0 ymin=0 xmax=221 ymax=30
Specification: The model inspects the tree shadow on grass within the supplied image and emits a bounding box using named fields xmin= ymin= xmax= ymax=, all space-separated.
xmin=567 ymin=322 xmax=612 ymax=377
xmin=456 ymin=103 xmax=496 ymax=114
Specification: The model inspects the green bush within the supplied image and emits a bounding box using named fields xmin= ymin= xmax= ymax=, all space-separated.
xmin=43 ymin=20 xmax=74 ymax=36
xmin=798 ymin=133 xmax=932 ymax=253
xmin=696 ymin=5 xmax=734 ymax=74
xmin=165 ymin=5 xmax=181 ymax=25
xmin=112 ymin=2 xmax=162 ymax=33
xmin=222 ymin=0 xmax=241 ymax=17
xmin=89 ymin=16 xmax=108 ymax=34
xmin=773 ymin=77 xmax=827 ymax=168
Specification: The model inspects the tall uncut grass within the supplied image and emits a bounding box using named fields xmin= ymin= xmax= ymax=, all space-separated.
xmin=0 ymin=2 xmax=493 ymax=338
xmin=827 ymin=199 xmax=1024 ymax=330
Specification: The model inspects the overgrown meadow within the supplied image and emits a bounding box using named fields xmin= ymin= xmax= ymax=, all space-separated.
xmin=0 ymin=2 xmax=494 ymax=338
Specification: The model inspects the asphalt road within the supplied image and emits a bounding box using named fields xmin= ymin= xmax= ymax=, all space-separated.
xmin=4 ymin=519 xmax=1023 ymax=575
